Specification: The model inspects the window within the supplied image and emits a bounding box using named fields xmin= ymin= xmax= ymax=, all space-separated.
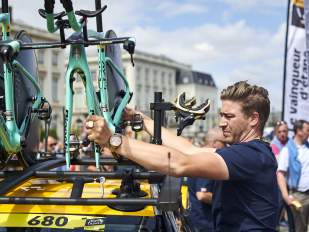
xmin=91 ymin=70 xmax=96 ymax=81
xmin=76 ymin=119 xmax=83 ymax=132
xmin=183 ymin=77 xmax=189 ymax=83
xmin=136 ymin=68 xmax=141 ymax=80
xmin=137 ymin=88 xmax=141 ymax=107
xmin=168 ymin=74 xmax=172 ymax=85
xmin=169 ymin=91 xmax=173 ymax=101
xmin=153 ymin=71 xmax=157 ymax=83
xmin=145 ymin=69 xmax=149 ymax=81
xmin=39 ymin=77 xmax=44 ymax=96
xmin=51 ymin=115 xmax=57 ymax=129
xmin=145 ymin=88 xmax=149 ymax=108
xmin=52 ymin=78 xmax=58 ymax=100
xmin=38 ymin=51 xmax=44 ymax=64
xmin=52 ymin=52 xmax=58 ymax=66
xmin=161 ymin=72 xmax=165 ymax=84
xmin=75 ymin=92 xmax=83 ymax=109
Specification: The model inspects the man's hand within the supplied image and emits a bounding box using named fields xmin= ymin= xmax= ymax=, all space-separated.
xmin=121 ymin=107 xmax=138 ymax=122
xmin=85 ymin=115 xmax=113 ymax=147
xmin=283 ymin=195 xmax=295 ymax=206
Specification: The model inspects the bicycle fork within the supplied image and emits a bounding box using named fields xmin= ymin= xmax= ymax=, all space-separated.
xmin=65 ymin=44 xmax=102 ymax=169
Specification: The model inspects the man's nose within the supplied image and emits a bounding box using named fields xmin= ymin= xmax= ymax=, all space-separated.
xmin=219 ymin=117 xmax=227 ymax=128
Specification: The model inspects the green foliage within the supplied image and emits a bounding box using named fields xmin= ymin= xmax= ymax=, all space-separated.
xmin=40 ymin=128 xmax=58 ymax=142
xmin=72 ymin=129 xmax=82 ymax=139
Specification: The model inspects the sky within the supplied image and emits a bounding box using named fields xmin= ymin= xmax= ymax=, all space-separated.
xmin=8 ymin=0 xmax=288 ymax=112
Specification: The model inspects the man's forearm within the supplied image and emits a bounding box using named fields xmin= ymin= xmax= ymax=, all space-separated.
xmin=115 ymin=136 xmax=229 ymax=180
xmin=277 ymin=171 xmax=289 ymax=198
xmin=142 ymin=114 xmax=201 ymax=154
xmin=197 ymin=191 xmax=212 ymax=204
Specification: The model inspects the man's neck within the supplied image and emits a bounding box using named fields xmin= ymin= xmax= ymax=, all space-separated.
xmin=240 ymin=130 xmax=262 ymax=143
xmin=293 ymin=136 xmax=305 ymax=146
xmin=278 ymin=138 xmax=288 ymax=145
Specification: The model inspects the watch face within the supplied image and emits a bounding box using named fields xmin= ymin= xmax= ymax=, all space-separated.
xmin=110 ymin=135 xmax=121 ymax=146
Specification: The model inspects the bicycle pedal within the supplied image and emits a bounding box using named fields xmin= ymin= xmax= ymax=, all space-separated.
xmin=37 ymin=97 xmax=52 ymax=120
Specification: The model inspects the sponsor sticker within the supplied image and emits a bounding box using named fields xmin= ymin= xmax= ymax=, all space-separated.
xmin=101 ymin=102 xmax=108 ymax=112
xmin=0 ymin=213 xmax=106 ymax=231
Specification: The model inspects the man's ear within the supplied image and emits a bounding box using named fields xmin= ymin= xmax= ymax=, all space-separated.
xmin=250 ymin=112 xmax=259 ymax=127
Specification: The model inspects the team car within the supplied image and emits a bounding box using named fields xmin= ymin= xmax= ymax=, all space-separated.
xmin=0 ymin=157 xmax=194 ymax=232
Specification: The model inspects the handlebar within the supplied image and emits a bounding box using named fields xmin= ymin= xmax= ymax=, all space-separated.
xmin=0 ymin=41 xmax=21 ymax=71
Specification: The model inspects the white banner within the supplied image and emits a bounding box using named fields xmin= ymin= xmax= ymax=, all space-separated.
xmin=283 ymin=0 xmax=309 ymax=137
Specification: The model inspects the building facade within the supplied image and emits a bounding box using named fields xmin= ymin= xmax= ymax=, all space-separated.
xmin=68 ymin=50 xmax=218 ymax=139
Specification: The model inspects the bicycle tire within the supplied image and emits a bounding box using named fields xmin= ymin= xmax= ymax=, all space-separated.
xmin=105 ymin=30 xmax=125 ymax=119
xmin=0 ymin=30 xmax=41 ymax=169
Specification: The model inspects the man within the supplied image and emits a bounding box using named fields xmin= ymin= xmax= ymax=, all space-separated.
xmin=188 ymin=129 xmax=227 ymax=232
xmin=270 ymin=121 xmax=289 ymax=159
xmin=270 ymin=121 xmax=294 ymax=231
xmin=278 ymin=120 xmax=309 ymax=232
xmin=85 ymin=81 xmax=278 ymax=231
xmin=42 ymin=136 xmax=67 ymax=171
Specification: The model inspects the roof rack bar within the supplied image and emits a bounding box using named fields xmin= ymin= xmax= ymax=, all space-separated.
xmin=0 ymin=159 xmax=65 ymax=196
xmin=0 ymin=171 xmax=19 ymax=178
xmin=35 ymin=171 xmax=165 ymax=183
xmin=6 ymin=158 xmax=138 ymax=167
xmin=0 ymin=197 xmax=158 ymax=206
xmin=70 ymin=158 xmax=138 ymax=166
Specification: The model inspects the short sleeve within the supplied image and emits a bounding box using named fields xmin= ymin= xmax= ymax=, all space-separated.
xmin=195 ymin=178 xmax=214 ymax=192
xmin=270 ymin=143 xmax=280 ymax=155
xmin=278 ymin=147 xmax=289 ymax=172
xmin=216 ymin=143 xmax=265 ymax=181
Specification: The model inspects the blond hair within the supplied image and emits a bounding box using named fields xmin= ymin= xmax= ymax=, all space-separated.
xmin=220 ymin=81 xmax=270 ymax=132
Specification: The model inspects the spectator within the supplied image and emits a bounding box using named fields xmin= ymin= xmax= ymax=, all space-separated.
xmin=278 ymin=120 xmax=309 ymax=232
xmin=270 ymin=121 xmax=294 ymax=231
xmin=43 ymin=136 xmax=67 ymax=172
xmin=188 ymin=129 xmax=227 ymax=232
xmin=86 ymin=148 xmax=115 ymax=172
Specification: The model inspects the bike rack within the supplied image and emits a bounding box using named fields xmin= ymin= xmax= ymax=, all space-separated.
xmin=0 ymin=157 xmax=181 ymax=211
xmin=0 ymin=92 xmax=191 ymax=215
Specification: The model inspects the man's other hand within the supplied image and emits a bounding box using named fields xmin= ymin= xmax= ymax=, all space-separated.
xmin=121 ymin=107 xmax=138 ymax=122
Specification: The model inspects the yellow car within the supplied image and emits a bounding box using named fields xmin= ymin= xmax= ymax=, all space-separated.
xmin=0 ymin=158 xmax=193 ymax=232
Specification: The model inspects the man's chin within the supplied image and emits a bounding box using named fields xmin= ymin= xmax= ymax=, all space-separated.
xmin=224 ymin=137 xmax=234 ymax=145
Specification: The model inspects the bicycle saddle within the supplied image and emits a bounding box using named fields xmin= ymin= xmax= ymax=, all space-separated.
xmin=38 ymin=9 xmax=66 ymax=20
xmin=75 ymin=5 xmax=107 ymax=18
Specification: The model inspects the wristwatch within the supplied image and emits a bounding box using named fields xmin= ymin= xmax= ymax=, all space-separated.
xmin=109 ymin=133 xmax=122 ymax=156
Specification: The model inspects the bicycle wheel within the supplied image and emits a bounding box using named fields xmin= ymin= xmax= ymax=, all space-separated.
xmin=105 ymin=30 xmax=125 ymax=119
xmin=0 ymin=30 xmax=40 ymax=169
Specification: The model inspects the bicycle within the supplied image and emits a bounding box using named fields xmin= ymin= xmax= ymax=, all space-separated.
xmin=0 ymin=2 xmax=52 ymax=170
xmin=0 ymin=0 xmax=137 ymax=170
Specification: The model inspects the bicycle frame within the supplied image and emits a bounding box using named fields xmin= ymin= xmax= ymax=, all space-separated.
xmin=0 ymin=12 xmax=42 ymax=154
xmin=64 ymin=31 xmax=131 ymax=168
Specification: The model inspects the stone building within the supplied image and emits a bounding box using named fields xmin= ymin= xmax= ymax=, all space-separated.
xmin=69 ymin=50 xmax=218 ymax=139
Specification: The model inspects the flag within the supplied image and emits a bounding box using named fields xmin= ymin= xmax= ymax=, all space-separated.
xmin=283 ymin=0 xmax=308 ymax=137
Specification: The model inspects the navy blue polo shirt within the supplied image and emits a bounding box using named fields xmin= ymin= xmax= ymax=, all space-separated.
xmin=213 ymin=139 xmax=278 ymax=232
xmin=188 ymin=177 xmax=214 ymax=230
